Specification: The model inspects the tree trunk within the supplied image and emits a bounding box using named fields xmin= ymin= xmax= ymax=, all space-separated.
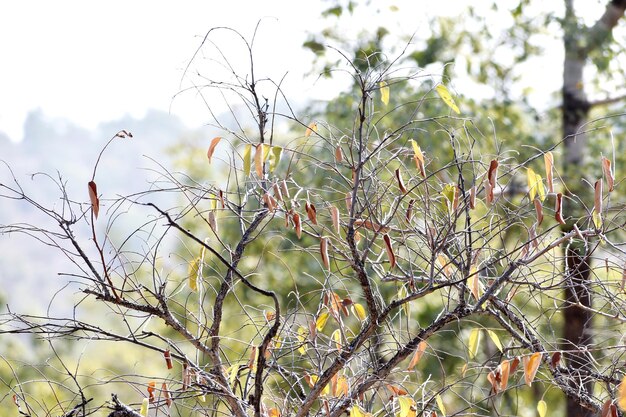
xmin=561 ymin=2 xmax=626 ymax=416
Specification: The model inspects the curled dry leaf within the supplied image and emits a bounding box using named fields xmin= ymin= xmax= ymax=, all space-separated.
xmin=544 ymin=152 xmax=554 ymax=193
xmin=330 ymin=206 xmax=340 ymax=234
xmin=551 ymin=351 xmax=561 ymax=368
xmin=593 ymin=180 xmax=603 ymax=228
xmin=293 ymin=213 xmax=302 ymax=239
xmin=387 ymin=384 xmax=408 ymax=398
xmin=206 ymin=136 xmax=222 ymax=163
xmin=555 ymin=193 xmax=566 ymax=225
xmin=602 ymin=156 xmax=615 ymax=192
xmin=306 ymin=202 xmax=318 ymax=225
xmin=485 ymin=160 xmax=499 ymax=205
xmin=147 ymin=381 xmax=156 ymax=402
xmin=534 ymin=198 xmax=544 ymax=226
xmin=88 ymin=181 xmax=99 ymax=219
xmin=335 ymin=145 xmax=343 ymax=163
xmin=523 ymin=352 xmax=542 ymax=386
xmin=162 ymin=383 xmax=172 ymax=407
xmin=208 ymin=211 xmax=218 ymax=233
xmin=618 ymin=375 xmax=626 ymax=412
xmin=353 ymin=219 xmax=390 ymax=234
xmin=406 ymin=199 xmax=415 ymax=222
xmin=396 ymin=168 xmax=408 ymax=194
xmin=273 ymin=183 xmax=283 ymax=202
xmin=601 ymin=399 xmax=618 ymax=417
xmin=320 ymin=237 xmax=330 ymax=270
xmin=164 ymin=349 xmax=173 ymax=370
xmin=407 ymin=341 xmax=427 ymax=370
xmin=280 ymin=179 xmax=290 ymax=199
xmin=500 ymin=359 xmax=511 ymax=391
xmin=345 ymin=192 xmax=353 ymax=210
xmin=383 ymin=234 xmax=396 ymax=269
xmin=510 ymin=356 xmax=520 ymax=374
xmin=469 ymin=185 xmax=476 ymax=209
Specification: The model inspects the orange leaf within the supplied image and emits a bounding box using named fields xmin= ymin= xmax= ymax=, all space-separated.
xmin=602 ymin=157 xmax=614 ymax=192
xmin=306 ymin=202 xmax=318 ymax=225
xmin=330 ymin=206 xmax=340 ymax=234
xmin=555 ymin=193 xmax=565 ymax=225
xmin=534 ymin=198 xmax=543 ymax=226
xmin=387 ymin=384 xmax=409 ymax=397
xmin=248 ymin=346 xmax=257 ymax=370
xmin=268 ymin=408 xmax=281 ymax=417
xmin=407 ymin=341 xmax=427 ymax=370
xmin=594 ymin=179 xmax=603 ymax=217
xmin=544 ymin=152 xmax=554 ymax=193
xmin=255 ymin=144 xmax=264 ymax=177
xmin=162 ymin=383 xmax=172 ymax=407
xmin=510 ymin=356 xmax=520 ymax=374
xmin=383 ymin=234 xmax=396 ymax=269
xmin=618 ymin=375 xmax=626 ymax=411
xmin=396 ymin=168 xmax=408 ymax=194
xmin=147 ymin=381 xmax=156 ymax=402
xmin=335 ymin=146 xmax=343 ymax=163
xmin=353 ymin=219 xmax=390 ymax=234
xmin=206 ymin=136 xmax=222 ymax=163
xmin=335 ymin=375 xmax=349 ymax=397
xmin=320 ymin=237 xmax=330 ymax=270
xmin=486 ymin=160 xmax=498 ymax=205
xmin=305 ymin=121 xmax=317 ymax=137
xmin=88 ymin=181 xmax=99 ymax=219
xmin=293 ymin=213 xmax=302 ymax=239
xmin=523 ymin=352 xmax=542 ymax=386
xmin=487 ymin=368 xmax=501 ymax=394
xmin=500 ymin=359 xmax=510 ymax=391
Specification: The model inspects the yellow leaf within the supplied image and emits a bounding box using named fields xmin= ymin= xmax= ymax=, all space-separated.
xmin=188 ymin=257 xmax=201 ymax=292
xmin=409 ymin=139 xmax=426 ymax=177
xmin=468 ymin=328 xmax=481 ymax=359
xmin=350 ymin=404 xmax=373 ymax=417
xmin=435 ymin=84 xmax=460 ymax=114
xmin=524 ymin=352 xmax=542 ymax=386
xmin=487 ymin=330 xmax=503 ymax=352
xmin=140 ymin=398 xmax=149 ymax=416
xmin=352 ymin=303 xmax=367 ymax=321
xmin=243 ymin=144 xmax=252 ymax=177
xmin=269 ymin=146 xmax=283 ymax=172
xmin=297 ymin=326 xmax=307 ymax=354
xmin=618 ymin=374 xmax=626 ymax=411
xmin=268 ymin=408 xmax=281 ymax=417
xmin=527 ymin=168 xmax=537 ymax=201
xmin=335 ymin=375 xmax=349 ymax=397
xmin=228 ymin=363 xmax=240 ymax=387
xmin=436 ymin=394 xmax=446 ymax=417
xmin=537 ymin=400 xmax=547 ymax=417
xmin=535 ymin=173 xmax=546 ymax=202
xmin=331 ymin=329 xmax=342 ymax=350
xmin=398 ymin=285 xmax=410 ymax=316
xmin=305 ymin=121 xmax=318 ymax=137
xmin=207 ymin=136 xmax=222 ymax=163
xmin=468 ymin=264 xmax=481 ymax=300
xmin=380 ymin=81 xmax=390 ymax=105
xmin=397 ymin=396 xmax=417 ymax=417
xmin=316 ymin=312 xmax=330 ymax=331
xmin=593 ymin=210 xmax=603 ymax=229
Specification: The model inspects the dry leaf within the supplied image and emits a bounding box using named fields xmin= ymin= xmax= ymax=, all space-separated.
xmin=406 ymin=199 xmax=415 ymax=222
xmin=255 ymin=144 xmax=264 ymax=177
xmin=387 ymin=384 xmax=408 ymax=397
xmin=500 ymin=359 xmax=511 ymax=391
xmin=164 ymin=349 xmax=173 ymax=370
xmin=162 ymin=383 xmax=172 ymax=407
xmin=618 ymin=374 xmax=626 ymax=411
xmin=320 ymin=237 xmax=330 ymax=270
xmin=248 ymin=346 xmax=257 ymax=370
xmin=555 ymin=193 xmax=566 ymax=225
xmin=510 ymin=357 xmax=520 ymax=374
xmin=469 ymin=185 xmax=476 ymax=209
xmin=407 ymin=341 xmax=427 ymax=370
xmin=353 ymin=219 xmax=390 ymax=233
xmin=602 ymin=157 xmax=615 ymax=192
xmin=206 ymin=136 xmax=222 ymax=163
xmin=410 ymin=140 xmax=426 ymax=177
xmin=524 ymin=352 xmax=542 ymax=386
xmin=335 ymin=145 xmax=343 ymax=163
xmin=147 ymin=381 xmax=156 ymax=402
xmin=601 ymin=399 xmax=618 ymax=417
xmin=330 ymin=206 xmax=340 ymax=234
xmin=280 ymin=179 xmax=290 ymax=199
xmin=467 ymin=265 xmax=481 ymax=300
xmin=88 ymin=181 xmax=99 ymax=219
xmin=345 ymin=192 xmax=353 ymax=210
xmin=551 ymin=351 xmax=561 ymax=368
xmin=544 ymin=152 xmax=554 ymax=193
xmin=336 ymin=375 xmax=349 ymax=397
xmin=396 ymin=168 xmax=408 ymax=194
xmin=293 ymin=213 xmax=302 ymax=239
xmin=273 ymin=183 xmax=283 ymax=202
xmin=486 ymin=160 xmax=498 ymax=205
xmin=208 ymin=211 xmax=218 ymax=233
xmin=306 ymin=202 xmax=318 ymax=225
xmin=383 ymin=234 xmax=396 ymax=269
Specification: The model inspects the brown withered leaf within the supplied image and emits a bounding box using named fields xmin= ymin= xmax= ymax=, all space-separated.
xmin=551 ymin=351 xmax=561 ymax=369
xmin=500 ymin=359 xmax=510 ymax=391
xmin=523 ymin=352 xmax=542 ymax=386
xmin=395 ymin=168 xmax=408 ymax=194
xmin=293 ymin=213 xmax=302 ymax=239
xmin=330 ymin=206 xmax=340 ymax=234
xmin=407 ymin=341 xmax=427 ymax=370
xmin=510 ymin=356 xmax=520 ymax=374
xmin=353 ymin=219 xmax=390 ymax=233
xmin=335 ymin=145 xmax=343 ymax=163
xmin=206 ymin=136 xmax=222 ymax=163
xmin=602 ymin=157 xmax=615 ymax=192
xmin=555 ymin=193 xmax=566 ymax=225
xmin=383 ymin=234 xmax=396 ymax=269
xmin=320 ymin=237 xmax=330 ymax=270
xmin=486 ymin=160 xmax=499 ymax=205
xmin=162 ymin=383 xmax=172 ymax=407
xmin=345 ymin=192 xmax=353 ymax=210
xmin=164 ymin=349 xmax=173 ymax=370
xmin=406 ymin=199 xmax=415 ymax=222
xmin=273 ymin=183 xmax=283 ymax=202
xmin=255 ymin=144 xmax=264 ymax=177
xmin=387 ymin=384 xmax=408 ymax=398
xmin=88 ymin=181 xmax=99 ymax=219
xmin=594 ymin=179 xmax=603 ymax=215
xmin=306 ymin=202 xmax=318 ymax=225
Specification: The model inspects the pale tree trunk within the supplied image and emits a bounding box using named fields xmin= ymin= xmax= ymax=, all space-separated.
xmin=561 ymin=2 xmax=626 ymax=417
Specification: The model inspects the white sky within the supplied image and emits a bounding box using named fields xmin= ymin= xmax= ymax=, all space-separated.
xmin=0 ymin=1 xmax=608 ymax=142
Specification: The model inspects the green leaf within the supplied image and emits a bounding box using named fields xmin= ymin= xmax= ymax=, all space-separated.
xmin=243 ymin=144 xmax=252 ymax=177
xmin=435 ymin=84 xmax=460 ymax=114
xmin=436 ymin=394 xmax=446 ymax=417
xmin=468 ymin=328 xmax=481 ymax=359
xmin=380 ymin=81 xmax=390 ymax=106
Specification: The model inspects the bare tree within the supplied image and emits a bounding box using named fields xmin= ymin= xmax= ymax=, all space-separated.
xmin=1 ymin=27 xmax=625 ymax=417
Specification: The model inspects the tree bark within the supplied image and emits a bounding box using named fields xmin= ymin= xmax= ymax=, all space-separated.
xmin=561 ymin=2 xmax=626 ymax=417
